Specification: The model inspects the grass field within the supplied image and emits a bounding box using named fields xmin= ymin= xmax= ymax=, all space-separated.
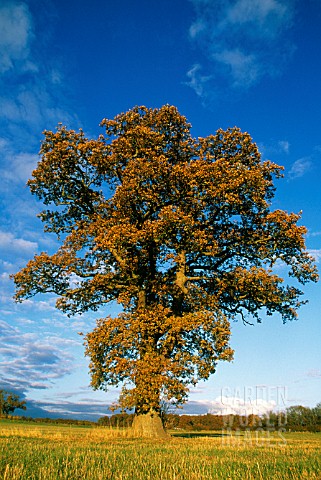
xmin=1 ymin=420 xmax=321 ymax=479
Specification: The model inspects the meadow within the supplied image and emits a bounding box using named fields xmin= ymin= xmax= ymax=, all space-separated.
xmin=1 ymin=420 xmax=321 ymax=479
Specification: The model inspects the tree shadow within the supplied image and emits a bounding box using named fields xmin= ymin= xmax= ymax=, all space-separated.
xmin=170 ymin=431 xmax=230 ymax=438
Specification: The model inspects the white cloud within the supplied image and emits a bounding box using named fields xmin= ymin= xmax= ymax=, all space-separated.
xmin=0 ymin=320 xmax=76 ymax=390
xmin=204 ymin=396 xmax=277 ymax=416
xmin=0 ymin=3 xmax=79 ymax=155
xmin=0 ymin=137 xmax=9 ymax=149
xmin=13 ymin=152 xmax=37 ymax=182
xmin=185 ymin=64 xmax=212 ymax=97
xmin=0 ymin=260 xmax=15 ymax=270
xmin=0 ymin=3 xmax=33 ymax=73
xmin=0 ymin=231 xmax=38 ymax=253
xmin=0 ymin=86 xmax=75 ymax=132
xmin=187 ymin=0 xmax=295 ymax=94
xmin=15 ymin=317 xmax=36 ymax=325
xmin=221 ymin=0 xmax=290 ymax=37
xmin=50 ymin=69 xmax=63 ymax=85
xmin=278 ymin=140 xmax=290 ymax=154
xmin=0 ymin=97 xmax=21 ymax=122
xmin=189 ymin=19 xmax=206 ymax=39
xmin=307 ymin=249 xmax=321 ymax=263
xmin=288 ymin=157 xmax=312 ymax=179
xmin=22 ymin=299 xmax=57 ymax=313
xmin=0 ymin=272 xmax=11 ymax=282
xmin=257 ymin=139 xmax=290 ymax=160
xmin=213 ymin=49 xmax=259 ymax=87
xmin=0 ymin=151 xmax=38 ymax=184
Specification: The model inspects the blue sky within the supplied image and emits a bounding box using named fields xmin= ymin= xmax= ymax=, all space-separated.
xmin=0 ymin=0 xmax=320 ymax=420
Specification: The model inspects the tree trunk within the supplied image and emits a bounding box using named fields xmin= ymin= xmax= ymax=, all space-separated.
xmin=131 ymin=410 xmax=169 ymax=438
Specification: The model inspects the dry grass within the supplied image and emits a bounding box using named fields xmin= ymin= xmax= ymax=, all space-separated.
xmin=1 ymin=421 xmax=321 ymax=479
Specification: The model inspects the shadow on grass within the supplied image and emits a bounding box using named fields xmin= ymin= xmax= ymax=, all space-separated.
xmin=170 ymin=431 xmax=230 ymax=438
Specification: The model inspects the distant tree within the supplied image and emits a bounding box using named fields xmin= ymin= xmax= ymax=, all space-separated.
xmin=163 ymin=413 xmax=180 ymax=430
xmin=285 ymin=403 xmax=321 ymax=432
xmin=312 ymin=402 xmax=321 ymax=431
xmin=109 ymin=412 xmax=134 ymax=428
xmin=0 ymin=390 xmax=26 ymax=416
xmin=286 ymin=405 xmax=312 ymax=431
xmin=261 ymin=410 xmax=286 ymax=429
xmin=13 ymin=105 xmax=318 ymax=437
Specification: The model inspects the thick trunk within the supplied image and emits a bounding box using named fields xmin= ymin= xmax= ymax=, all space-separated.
xmin=131 ymin=410 xmax=169 ymax=438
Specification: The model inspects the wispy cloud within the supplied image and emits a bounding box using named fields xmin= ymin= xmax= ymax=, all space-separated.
xmin=259 ymin=139 xmax=290 ymax=161
xmin=308 ymin=231 xmax=321 ymax=238
xmin=189 ymin=18 xmax=206 ymax=39
xmin=288 ymin=157 xmax=313 ymax=179
xmin=35 ymin=399 xmax=111 ymax=419
xmin=278 ymin=140 xmax=290 ymax=154
xmin=287 ymin=144 xmax=321 ymax=180
xmin=187 ymin=0 xmax=295 ymax=96
xmin=5 ymin=152 xmax=38 ymax=184
xmin=307 ymin=249 xmax=321 ymax=264
xmin=0 ymin=2 xmax=79 ymax=151
xmin=212 ymin=49 xmax=259 ymax=88
xmin=21 ymin=299 xmax=57 ymax=313
xmin=0 ymin=2 xmax=35 ymax=73
xmin=306 ymin=369 xmax=321 ymax=379
xmin=185 ymin=64 xmax=212 ymax=97
xmin=0 ymin=320 xmax=75 ymax=391
xmin=0 ymin=231 xmax=38 ymax=254
xmin=0 ymin=2 xmax=79 ymax=294
xmin=0 ymin=86 xmax=76 ymax=135
xmin=218 ymin=0 xmax=290 ymax=36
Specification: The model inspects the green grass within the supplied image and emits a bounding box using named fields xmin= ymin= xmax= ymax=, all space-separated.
xmin=1 ymin=421 xmax=321 ymax=479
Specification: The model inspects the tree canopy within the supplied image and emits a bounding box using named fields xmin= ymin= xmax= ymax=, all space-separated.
xmin=0 ymin=390 xmax=26 ymax=416
xmin=14 ymin=105 xmax=318 ymax=433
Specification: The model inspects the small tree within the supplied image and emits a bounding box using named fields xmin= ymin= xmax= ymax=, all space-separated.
xmin=0 ymin=390 xmax=26 ymax=416
xmin=13 ymin=105 xmax=317 ymax=437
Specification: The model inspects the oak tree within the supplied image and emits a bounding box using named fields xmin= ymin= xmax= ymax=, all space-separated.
xmin=14 ymin=105 xmax=317 ymax=437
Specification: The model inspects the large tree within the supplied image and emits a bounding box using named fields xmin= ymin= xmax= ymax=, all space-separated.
xmin=14 ymin=105 xmax=317 ymax=437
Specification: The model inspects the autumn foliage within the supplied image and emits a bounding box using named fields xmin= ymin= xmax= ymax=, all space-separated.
xmin=0 ymin=390 xmax=26 ymax=416
xmin=14 ymin=105 xmax=317 ymax=427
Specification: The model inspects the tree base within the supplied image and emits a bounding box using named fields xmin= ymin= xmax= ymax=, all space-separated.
xmin=131 ymin=411 xmax=169 ymax=438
